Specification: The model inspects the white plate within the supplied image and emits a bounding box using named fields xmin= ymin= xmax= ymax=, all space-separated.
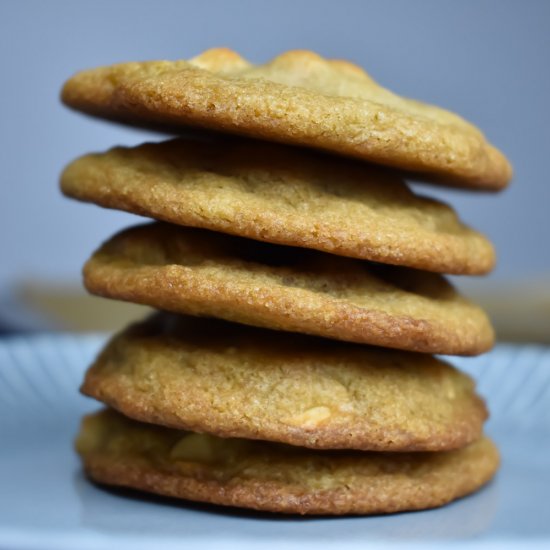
xmin=1 ymin=335 xmax=549 ymax=550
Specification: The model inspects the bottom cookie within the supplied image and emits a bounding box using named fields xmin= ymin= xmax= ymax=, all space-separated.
xmin=76 ymin=409 xmax=499 ymax=515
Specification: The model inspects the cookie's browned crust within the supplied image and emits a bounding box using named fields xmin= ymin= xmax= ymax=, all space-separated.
xmin=76 ymin=410 xmax=499 ymax=515
xmin=82 ymin=313 xmax=488 ymax=452
xmin=83 ymin=223 xmax=494 ymax=355
xmin=61 ymin=49 xmax=511 ymax=190
xmin=61 ymin=139 xmax=496 ymax=275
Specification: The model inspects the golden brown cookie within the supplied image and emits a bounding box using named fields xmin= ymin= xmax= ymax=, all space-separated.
xmin=76 ymin=409 xmax=499 ymax=515
xmin=82 ymin=313 xmax=488 ymax=452
xmin=62 ymin=139 xmax=496 ymax=275
xmin=61 ymin=49 xmax=511 ymax=190
xmin=83 ymin=223 xmax=494 ymax=355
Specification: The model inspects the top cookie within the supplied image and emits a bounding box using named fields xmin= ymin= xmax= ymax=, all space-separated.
xmin=61 ymin=48 xmax=512 ymax=190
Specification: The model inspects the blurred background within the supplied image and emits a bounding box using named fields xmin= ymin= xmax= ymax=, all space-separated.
xmin=1 ymin=0 xmax=548 ymax=340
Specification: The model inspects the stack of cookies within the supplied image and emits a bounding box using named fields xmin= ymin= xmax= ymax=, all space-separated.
xmin=60 ymin=49 xmax=511 ymax=515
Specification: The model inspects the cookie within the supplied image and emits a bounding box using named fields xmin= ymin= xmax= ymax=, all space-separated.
xmin=81 ymin=312 xmax=488 ymax=452
xmin=61 ymin=49 xmax=511 ymax=190
xmin=76 ymin=409 xmax=499 ymax=515
xmin=61 ymin=138 xmax=496 ymax=275
xmin=83 ymin=223 xmax=494 ymax=355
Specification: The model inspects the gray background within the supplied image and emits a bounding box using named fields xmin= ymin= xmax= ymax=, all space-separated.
xmin=1 ymin=0 xmax=549 ymax=290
